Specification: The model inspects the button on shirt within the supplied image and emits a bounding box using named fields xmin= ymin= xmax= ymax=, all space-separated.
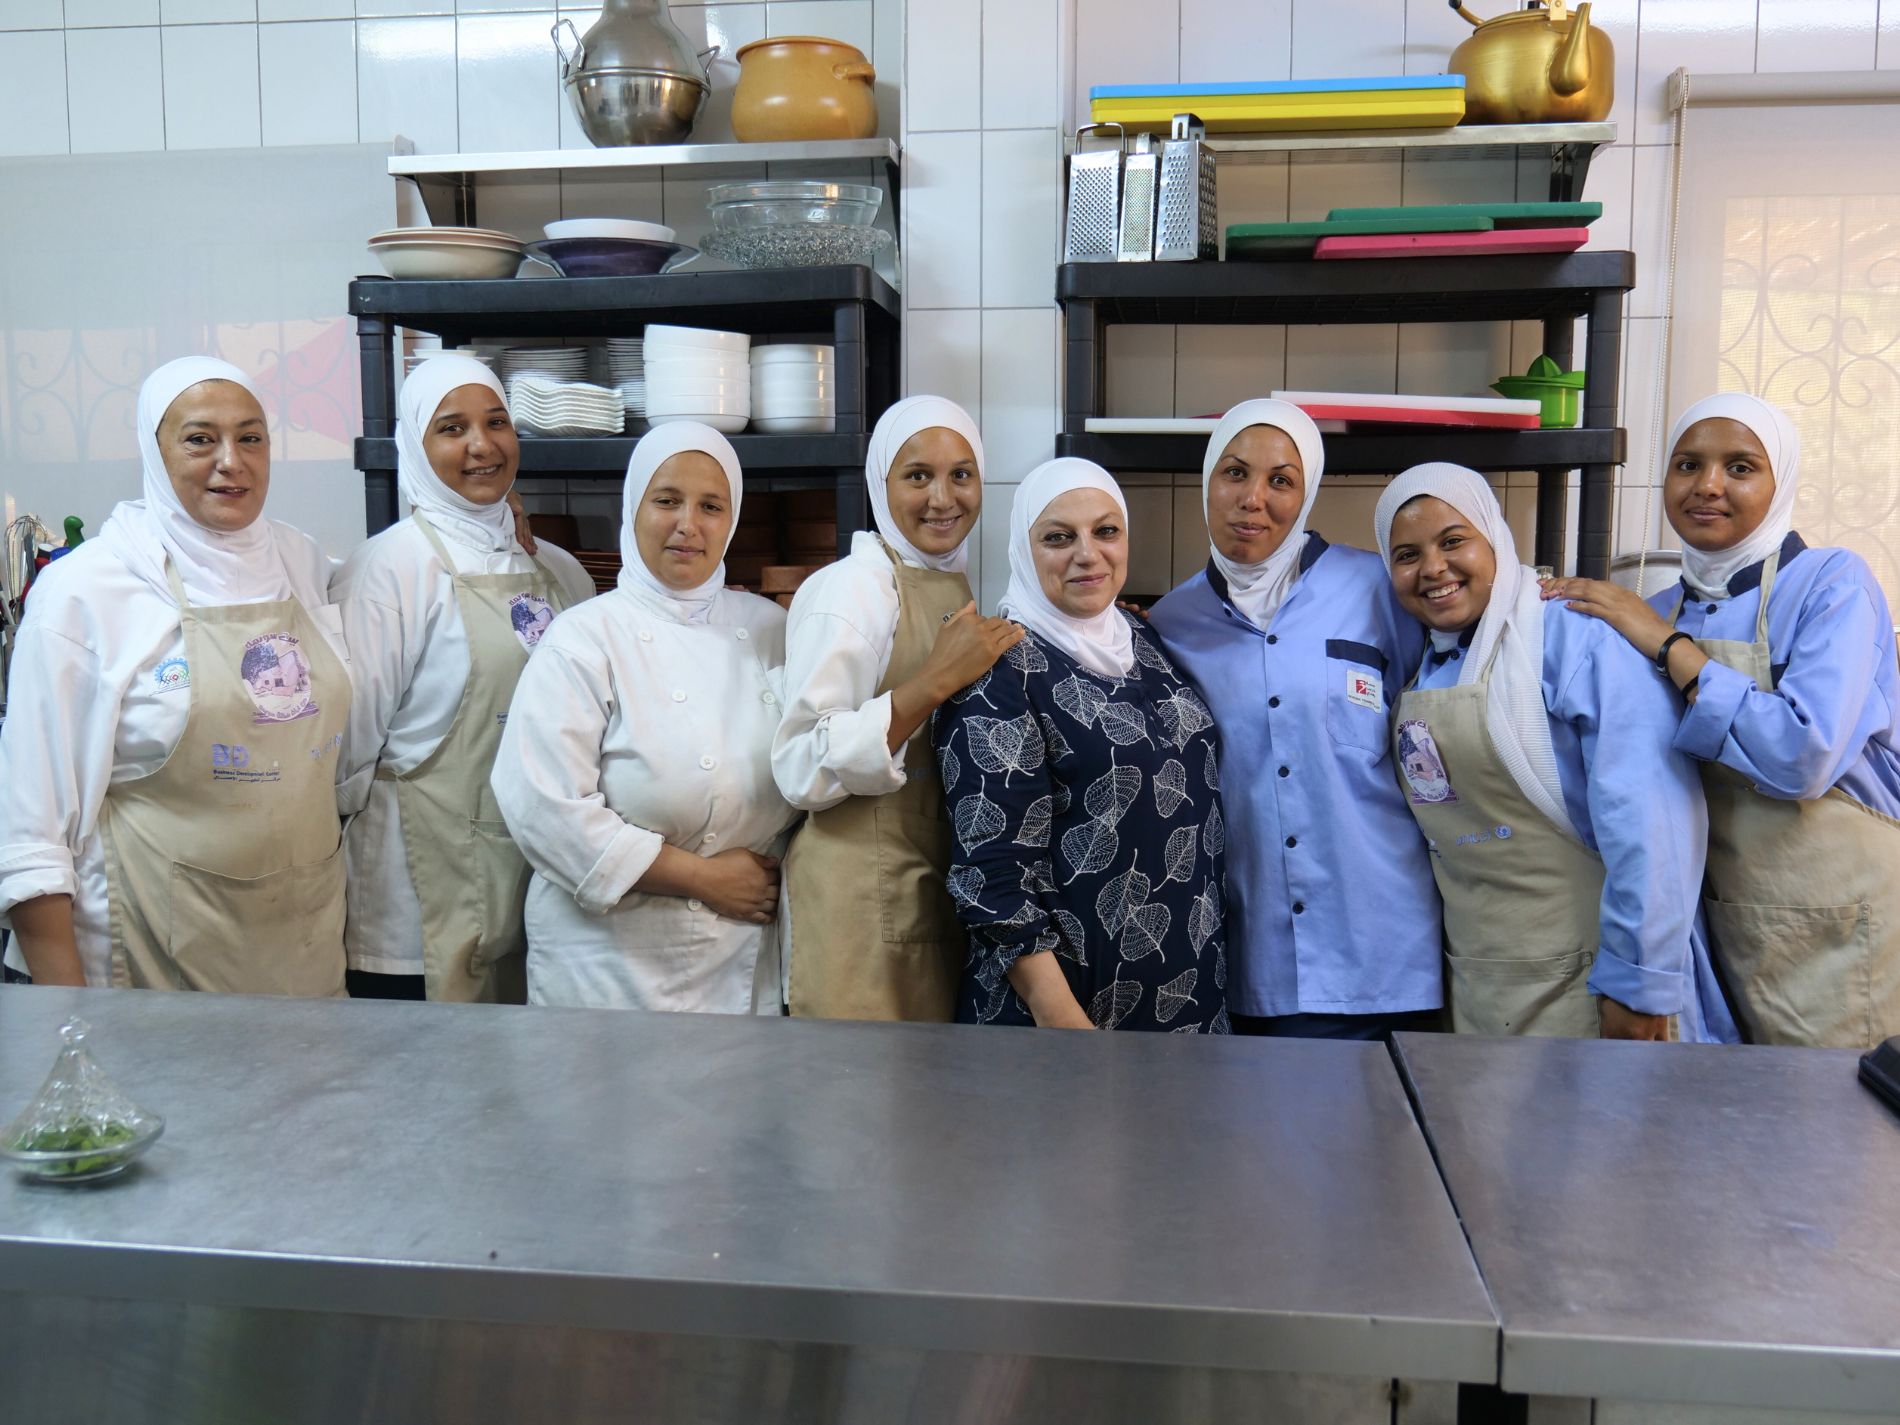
xmin=1654 ymin=535 xmax=1900 ymax=816
xmin=1149 ymin=536 xmax=1443 ymax=1018
xmin=1412 ymin=599 xmax=1715 ymax=1026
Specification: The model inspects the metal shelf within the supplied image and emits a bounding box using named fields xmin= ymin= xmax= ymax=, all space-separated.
xmin=1056 ymin=251 xmax=1634 ymax=326
xmin=357 ymin=433 xmax=871 ymax=474
xmin=350 ymin=267 xmax=901 ymax=340
xmin=1057 ymin=427 xmax=1624 ymax=475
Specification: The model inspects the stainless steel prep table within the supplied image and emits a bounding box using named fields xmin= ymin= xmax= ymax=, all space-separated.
xmin=0 ymin=988 xmax=1495 ymax=1423
xmin=1394 ymin=1033 xmax=1900 ymax=1417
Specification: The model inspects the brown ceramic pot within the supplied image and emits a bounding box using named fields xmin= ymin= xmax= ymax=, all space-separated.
xmin=731 ymin=35 xmax=878 ymax=142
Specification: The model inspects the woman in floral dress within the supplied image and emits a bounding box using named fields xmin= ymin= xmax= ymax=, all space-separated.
xmin=934 ymin=458 xmax=1229 ymax=1032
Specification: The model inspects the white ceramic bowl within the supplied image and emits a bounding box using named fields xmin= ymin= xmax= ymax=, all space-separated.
xmin=646 ymin=411 xmax=749 ymax=434
xmin=644 ymin=323 xmax=749 ymax=353
xmin=646 ymin=382 xmax=751 ymax=402
xmin=754 ymin=399 xmax=836 ymax=420
xmin=751 ymin=415 xmax=837 ymax=434
xmin=370 ymin=241 xmax=522 ymax=280
xmin=751 ymin=344 xmax=835 ymax=365
xmin=371 ymin=225 xmax=523 ymax=247
xmin=646 ymin=391 xmax=751 ymax=415
xmin=645 ymin=352 xmax=748 ymax=373
xmin=544 ymin=217 xmax=676 ymax=243
xmin=753 ymin=373 xmax=832 ymax=396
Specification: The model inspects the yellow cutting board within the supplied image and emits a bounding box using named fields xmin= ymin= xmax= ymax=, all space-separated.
xmin=1090 ymin=90 xmax=1466 ymax=133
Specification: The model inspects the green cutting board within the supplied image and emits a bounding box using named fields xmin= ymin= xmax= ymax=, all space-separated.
xmin=1325 ymin=201 xmax=1603 ymax=229
xmin=1226 ymin=214 xmax=1494 ymax=262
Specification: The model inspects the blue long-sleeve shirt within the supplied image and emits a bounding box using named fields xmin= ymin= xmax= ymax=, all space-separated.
xmin=1413 ymin=600 xmax=1708 ymax=1022
xmin=1652 ymin=534 xmax=1900 ymax=816
xmin=1150 ymin=535 xmax=1444 ymax=1018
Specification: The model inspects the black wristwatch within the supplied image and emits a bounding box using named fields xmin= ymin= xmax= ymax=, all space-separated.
xmin=1654 ymin=630 xmax=1691 ymax=675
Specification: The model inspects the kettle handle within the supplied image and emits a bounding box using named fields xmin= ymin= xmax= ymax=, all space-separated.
xmin=697 ymin=43 xmax=721 ymax=72
xmin=552 ymin=18 xmax=584 ymax=76
xmin=1447 ymin=0 xmax=1484 ymax=25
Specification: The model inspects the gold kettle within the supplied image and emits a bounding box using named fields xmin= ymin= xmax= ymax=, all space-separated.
xmin=1447 ymin=0 xmax=1613 ymax=125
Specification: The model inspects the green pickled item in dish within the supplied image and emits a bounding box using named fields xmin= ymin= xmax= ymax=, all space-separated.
xmin=13 ymin=1120 xmax=138 ymax=1175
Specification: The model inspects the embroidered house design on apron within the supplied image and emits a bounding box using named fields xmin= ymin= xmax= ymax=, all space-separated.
xmin=1675 ymin=552 xmax=1900 ymax=1048
xmin=1393 ymin=644 xmax=1606 ymax=1038
xmin=786 ymin=540 xmax=970 ymax=1022
xmin=379 ymin=513 xmax=574 ymax=1004
xmin=101 ymin=561 xmax=351 ymax=996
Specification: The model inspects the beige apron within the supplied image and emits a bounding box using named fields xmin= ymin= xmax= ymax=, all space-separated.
xmin=377 ymin=513 xmax=573 ymax=1003
xmin=1674 ymin=552 xmax=1900 ymax=1048
xmin=786 ymin=539 xmax=969 ymax=1022
xmin=1394 ymin=642 xmax=1607 ymax=1037
xmin=102 ymin=561 xmax=349 ymax=996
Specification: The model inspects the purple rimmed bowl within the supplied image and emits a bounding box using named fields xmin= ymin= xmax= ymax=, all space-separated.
xmin=524 ymin=237 xmax=697 ymax=277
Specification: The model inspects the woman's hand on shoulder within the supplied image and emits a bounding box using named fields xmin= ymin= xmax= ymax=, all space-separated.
xmin=924 ymin=602 xmax=1026 ymax=698
xmin=1538 ymin=575 xmax=1675 ymax=660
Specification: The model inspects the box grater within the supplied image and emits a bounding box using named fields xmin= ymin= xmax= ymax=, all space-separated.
xmin=1117 ymin=133 xmax=1159 ymax=261
xmin=1155 ymin=113 xmax=1218 ymax=262
xmin=1063 ymin=123 xmax=1125 ymax=263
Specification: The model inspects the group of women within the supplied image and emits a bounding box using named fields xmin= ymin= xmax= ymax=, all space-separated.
xmin=2 ymin=352 xmax=1895 ymax=1052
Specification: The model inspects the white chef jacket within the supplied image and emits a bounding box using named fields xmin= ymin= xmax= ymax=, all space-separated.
xmin=770 ymin=530 xmax=925 ymax=812
xmin=0 ymin=536 xmax=346 ymax=985
xmin=489 ymin=586 xmax=799 ymax=1013
xmin=330 ymin=519 xmax=594 ymax=976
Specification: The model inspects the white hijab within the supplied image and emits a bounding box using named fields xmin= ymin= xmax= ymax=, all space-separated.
xmin=616 ymin=421 xmax=743 ymax=625
xmin=1667 ymin=393 xmax=1802 ymax=602
xmin=865 ymin=394 xmax=985 ymax=573
xmin=97 ymin=356 xmax=317 ymax=607
xmin=1201 ymin=399 xmax=1326 ymax=629
xmin=397 ymin=353 xmax=518 ymax=554
xmin=1374 ymin=463 xmax=1578 ymax=842
xmin=998 ymin=458 xmax=1135 ymax=680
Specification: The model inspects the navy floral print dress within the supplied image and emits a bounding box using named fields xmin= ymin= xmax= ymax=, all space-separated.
xmin=933 ymin=612 xmax=1230 ymax=1032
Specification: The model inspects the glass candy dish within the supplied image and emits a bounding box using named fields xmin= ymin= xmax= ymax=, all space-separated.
xmin=701 ymin=226 xmax=893 ymax=271
xmin=1 ymin=1017 xmax=164 ymax=1183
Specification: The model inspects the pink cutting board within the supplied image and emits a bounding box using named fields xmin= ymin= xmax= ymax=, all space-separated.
xmin=1290 ymin=402 xmax=1541 ymax=429
xmin=1312 ymin=227 xmax=1590 ymax=260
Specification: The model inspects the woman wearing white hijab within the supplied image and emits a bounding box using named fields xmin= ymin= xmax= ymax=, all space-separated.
xmin=490 ymin=423 xmax=798 ymax=1012
xmin=0 ymin=356 xmax=349 ymax=993
xmin=1542 ymin=394 xmax=1900 ymax=1047
xmin=330 ymin=354 xmax=593 ymax=1003
xmin=1148 ymin=401 xmax=1442 ymax=1040
xmin=936 ymin=459 xmax=1229 ymax=1031
xmin=773 ymin=395 xmax=1022 ymax=1022
xmin=1376 ymin=464 xmax=1721 ymax=1041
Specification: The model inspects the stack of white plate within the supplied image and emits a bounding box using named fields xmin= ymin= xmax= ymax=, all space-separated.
xmin=643 ymin=324 xmax=750 ymax=435
xmin=506 ymin=375 xmax=627 ymax=437
xmin=403 ymin=345 xmax=498 ymax=378
xmin=499 ymin=346 xmax=590 ymax=385
xmin=606 ymin=337 xmax=645 ymax=419
xmin=750 ymin=344 xmax=835 ymax=434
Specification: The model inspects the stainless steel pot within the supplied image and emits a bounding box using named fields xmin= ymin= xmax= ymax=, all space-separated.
xmin=553 ymin=0 xmax=714 ymax=148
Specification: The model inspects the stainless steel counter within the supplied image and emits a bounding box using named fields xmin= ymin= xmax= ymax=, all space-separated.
xmin=1394 ymin=1033 xmax=1900 ymax=1415
xmin=0 ymin=988 xmax=1495 ymax=1385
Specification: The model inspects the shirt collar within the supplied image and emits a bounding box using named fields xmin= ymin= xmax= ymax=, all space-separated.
xmin=1204 ymin=531 xmax=1328 ymax=608
xmin=1678 ymin=531 xmax=1807 ymax=602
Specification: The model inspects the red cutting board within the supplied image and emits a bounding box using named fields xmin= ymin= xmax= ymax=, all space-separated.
xmin=1289 ymin=402 xmax=1541 ymax=429
xmin=1313 ymin=226 xmax=1590 ymax=260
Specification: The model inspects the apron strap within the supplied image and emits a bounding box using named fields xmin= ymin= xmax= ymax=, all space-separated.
xmin=162 ymin=555 xmax=189 ymax=610
xmin=1754 ymin=548 xmax=1781 ymax=645
xmin=414 ymin=508 xmax=560 ymax=583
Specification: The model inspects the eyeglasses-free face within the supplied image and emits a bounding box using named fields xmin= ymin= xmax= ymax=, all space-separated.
xmin=158 ymin=379 xmax=271 ymax=534
xmin=1665 ymin=416 xmax=1776 ymax=555
xmin=1031 ymin=486 xmax=1128 ymax=619
xmin=1386 ymin=494 xmax=1498 ymax=635
xmin=425 ymin=384 xmax=519 ymax=506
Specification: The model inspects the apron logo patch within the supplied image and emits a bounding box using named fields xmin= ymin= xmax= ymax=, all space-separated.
xmin=210 ymin=742 xmax=282 ymax=784
xmin=509 ymin=593 xmax=555 ymax=650
xmin=1397 ymin=719 xmax=1458 ymax=806
xmin=153 ymin=656 xmax=190 ymax=693
xmin=1345 ymin=668 xmax=1382 ymax=710
xmin=240 ymin=633 xmax=319 ymax=724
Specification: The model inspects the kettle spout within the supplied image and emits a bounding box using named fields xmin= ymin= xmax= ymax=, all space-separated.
xmin=1447 ymin=0 xmax=1485 ymax=27
xmin=1551 ymin=1 xmax=1594 ymax=97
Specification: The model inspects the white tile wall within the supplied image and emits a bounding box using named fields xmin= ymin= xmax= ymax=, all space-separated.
xmin=1632 ymin=0 xmax=1758 ymax=145
xmin=163 ymin=23 xmax=262 ymax=149
xmin=455 ymin=10 xmax=558 ymax=152
xmin=902 ymin=129 xmax=982 ymax=308
xmin=0 ymin=31 xmax=70 ymax=154
xmin=259 ymin=0 xmax=353 ymax=19
xmin=162 ymin=0 xmax=256 ymax=21
xmin=982 ymin=0 xmax=1058 ymax=129
xmin=1291 ymin=0 xmax=1405 ymax=79
xmin=357 ymin=14 xmax=459 ymax=152
xmin=902 ymin=0 xmax=974 ymax=131
xmin=66 ymin=26 xmax=166 ymax=153
xmin=766 ymin=1 xmax=871 ymax=52
xmin=259 ymin=19 xmax=358 ymax=144
xmin=1884 ymin=0 xmax=1900 ymax=68
xmin=979 ymin=306 xmax=1058 ymax=480
xmin=979 ymin=127 xmax=1059 ymax=308
xmin=1755 ymin=0 xmax=1880 ymax=72
xmin=1181 ymin=0 xmax=1291 ymax=85
xmin=904 ymin=308 xmax=983 ymax=420
xmin=1 ymin=1 xmax=67 ymax=28
xmin=67 ymin=0 xmax=162 ymax=26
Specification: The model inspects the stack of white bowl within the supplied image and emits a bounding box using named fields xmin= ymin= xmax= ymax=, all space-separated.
xmin=606 ymin=337 xmax=645 ymax=421
xmin=643 ymin=324 xmax=750 ymax=435
xmin=750 ymin=345 xmax=836 ymax=434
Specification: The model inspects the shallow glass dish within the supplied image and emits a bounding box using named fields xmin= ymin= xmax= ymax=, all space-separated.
xmin=1 ymin=1114 xmax=164 ymax=1183
xmin=707 ymin=181 xmax=883 ymax=232
xmin=701 ymin=226 xmax=893 ymax=271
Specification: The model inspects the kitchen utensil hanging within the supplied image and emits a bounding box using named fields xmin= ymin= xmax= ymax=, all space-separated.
xmin=1117 ymin=134 xmax=1159 ymax=262
xmin=1063 ymin=123 xmax=1125 ymax=264
xmin=1155 ymin=113 xmax=1217 ymax=262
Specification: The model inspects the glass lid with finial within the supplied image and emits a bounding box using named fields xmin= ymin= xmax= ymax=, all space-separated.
xmin=1 ymin=1017 xmax=164 ymax=1183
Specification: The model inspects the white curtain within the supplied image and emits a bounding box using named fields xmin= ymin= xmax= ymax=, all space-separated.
xmin=1664 ymin=100 xmax=1900 ymax=619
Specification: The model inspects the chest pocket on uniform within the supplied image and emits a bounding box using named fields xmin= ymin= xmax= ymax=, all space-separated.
xmin=1324 ymin=638 xmax=1389 ymax=753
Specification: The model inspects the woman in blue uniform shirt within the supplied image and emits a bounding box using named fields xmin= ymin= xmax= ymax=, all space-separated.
xmin=1376 ymin=463 xmax=1725 ymax=1041
xmin=1542 ymin=394 xmax=1900 ymax=1047
xmin=1148 ymin=401 xmax=1442 ymax=1039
